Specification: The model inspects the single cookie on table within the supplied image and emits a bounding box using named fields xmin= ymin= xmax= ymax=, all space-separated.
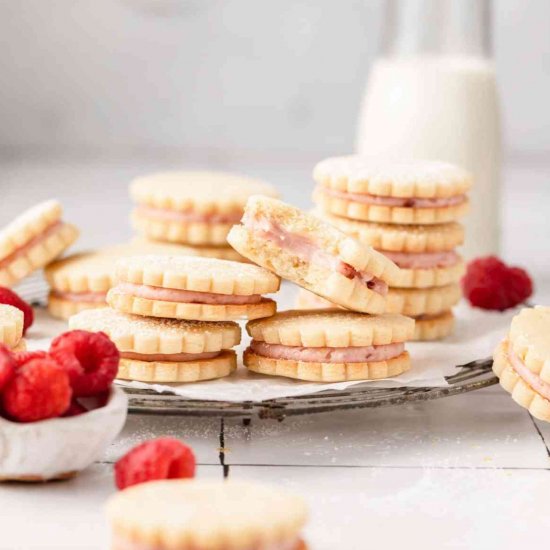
xmin=227 ymin=196 xmax=400 ymax=315
xmin=0 ymin=304 xmax=24 ymax=349
xmin=107 ymin=255 xmax=280 ymax=322
xmin=313 ymin=156 xmax=472 ymax=224
xmin=69 ymin=308 xmax=240 ymax=383
xmin=320 ymin=212 xmax=465 ymax=288
xmin=493 ymin=306 xmax=550 ymax=422
xmin=130 ymin=171 xmax=278 ymax=246
xmin=0 ymin=200 xmax=78 ymax=287
xmin=45 ymin=240 xmax=246 ymax=320
xmin=245 ymin=309 xmax=414 ymax=382
xmin=131 ymin=236 xmax=249 ymax=263
xmin=106 ymin=479 xmax=308 ymax=550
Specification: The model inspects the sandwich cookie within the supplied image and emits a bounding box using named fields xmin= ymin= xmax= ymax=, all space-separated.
xmin=131 ymin=171 xmax=278 ymax=246
xmin=45 ymin=240 xmax=238 ymax=320
xmin=106 ymin=479 xmax=308 ymax=550
xmin=386 ymin=284 xmax=461 ymax=317
xmin=493 ymin=306 xmax=550 ymax=422
xmin=294 ymin=289 xmax=455 ymax=342
xmin=69 ymin=308 xmax=240 ymax=383
xmin=0 ymin=200 xmax=78 ymax=287
xmin=320 ymin=213 xmax=465 ymax=288
xmin=245 ymin=310 xmax=414 ymax=382
xmin=107 ymin=255 xmax=280 ymax=321
xmin=0 ymin=304 xmax=24 ymax=350
xmin=313 ymin=157 xmax=472 ymax=224
xmin=227 ymin=196 xmax=400 ymax=314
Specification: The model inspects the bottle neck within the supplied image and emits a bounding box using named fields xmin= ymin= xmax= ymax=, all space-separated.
xmin=381 ymin=0 xmax=492 ymax=59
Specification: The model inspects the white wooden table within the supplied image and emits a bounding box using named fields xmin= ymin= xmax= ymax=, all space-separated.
xmin=0 ymin=157 xmax=549 ymax=549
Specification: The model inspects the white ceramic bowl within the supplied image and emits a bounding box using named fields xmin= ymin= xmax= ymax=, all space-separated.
xmin=0 ymin=386 xmax=127 ymax=481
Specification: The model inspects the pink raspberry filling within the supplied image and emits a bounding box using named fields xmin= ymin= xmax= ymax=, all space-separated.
xmin=250 ymin=340 xmax=404 ymax=363
xmin=52 ymin=290 xmax=107 ymax=303
xmin=115 ymin=282 xmax=262 ymax=305
xmin=137 ymin=205 xmax=242 ymax=224
xmin=320 ymin=187 xmax=466 ymax=208
xmin=380 ymin=250 xmax=459 ymax=269
xmin=0 ymin=221 xmax=63 ymax=269
xmin=508 ymin=345 xmax=550 ymax=401
xmin=121 ymin=350 xmax=220 ymax=363
xmin=243 ymin=214 xmax=387 ymax=296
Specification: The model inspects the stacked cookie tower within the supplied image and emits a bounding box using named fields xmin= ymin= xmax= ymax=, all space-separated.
xmin=311 ymin=156 xmax=472 ymax=340
xmin=69 ymin=255 xmax=280 ymax=384
xmin=129 ymin=171 xmax=278 ymax=263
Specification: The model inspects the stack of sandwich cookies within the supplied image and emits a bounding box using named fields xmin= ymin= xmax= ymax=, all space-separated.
xmin=228 ymin=196 xmax=399 ymax=314
xmin=69 ymin=308 xmax=240 ymax=382
xmin=493 ymin=306 xmax=550 ymax=422
xmin=0 ymin=200 xmax=78 ymax=287
xmin=107 ymin=255 xmax=280 ymax=321
xmin=106 ymin=479 xmax=308 ymax=550
xmin=130 ymin=171 xmax=278 ymax=257
xmin=312 ymin=157 xmax=471 ymax=340
xmin=245 ymin=310 xmax=414 ymax=382
xmin=46 ymin=240 xmax=239 ymax=320
xmin=0 ymin=304 xmax=26 ymax=351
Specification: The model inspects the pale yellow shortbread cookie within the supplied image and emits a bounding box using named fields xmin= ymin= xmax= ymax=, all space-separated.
xmin=245 ymin=309 xmax=413 ymax=382
xmin=106 ymin=479 xmax=307 ymax=550
xmin=0 ymin=304 xmax=24 ymax=349
xmin=69 ymin=308 xmax=240 ymax=354
xmin=228 ymin=196 xmax=399 ymax=315
xmin=492 ymin=307 xmax=550 ymax=422
xmin=130 ymin=171 xmax=278 ymax=245
xmin=313 ymin=157 xmax=472 ymax=198
xmin=389 ymin=260 xmax=465 ymax=289
xmin=319 ymin=213 xmax=464 ymax=253
xmin=48 ymin=293 xmax=108 ymax=320
xmin=11 ymin=338 xmax=27 ymax=352
xmin=107 ymin=255 xmax=279 ymax=321
xmin=0 ymin=200 xmax=79 ymax=287
xmin=413 ymin=311 xmax=455 ymax=341
xmin=247 ymin=309 xmax=414 ymax=347
xmin=386 ymin=284 xmax=462 ymax=316
xmin=70 ymin=308 xmax=241 ymax=383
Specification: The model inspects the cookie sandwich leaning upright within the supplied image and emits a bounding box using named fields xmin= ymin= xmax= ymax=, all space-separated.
xmin=0 ymin=200 xmax=78 ymax=287
xmin=227 ymin=196 xmax=400 ymax=314
xmin=0 ymin=304 xmax=26 ymax=352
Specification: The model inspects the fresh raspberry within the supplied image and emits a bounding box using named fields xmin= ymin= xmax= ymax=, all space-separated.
xmin=0 ymin=344 xmax=16 ymax=391
xmin=2 ymin=357 xmax=72 ymax=422
xmin=0 ymin=287 xmax=34 ymax=335
xmin=462 ymin=256 xmax=533 ymax=311
xmin=12 ymin=350 xmax=48 ymax=368
xmin=49 ymin=330 xmax=119 ymax=397
xmin=62 ymin=399 xmax=88 ymax=417
xmin=114 ymin=438 xmax=196 ymax=490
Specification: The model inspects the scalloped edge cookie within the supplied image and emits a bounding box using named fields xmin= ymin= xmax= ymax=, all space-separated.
xmin=117 ymin=350 xmax=237 ymax=382
xmin=313 ymin=186 xmax=469 ymax=225
xmin=48 ymin=293 xmax=108 ymax=320
xmin=244 ymin=349 xmax=411 ymax=382
xmin=69 ymin=307 xmax=241 ymax=354
xmin=313 ymin=156 xmax=472 ymax=198
xmin=386 ymin=284 xmax=461 ymax=316
xmin=413 ymin=311 xmax=455 ymax=341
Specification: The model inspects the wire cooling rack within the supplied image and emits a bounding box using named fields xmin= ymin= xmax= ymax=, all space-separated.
xmin=18 ymin=274 xmax=498 ymax=421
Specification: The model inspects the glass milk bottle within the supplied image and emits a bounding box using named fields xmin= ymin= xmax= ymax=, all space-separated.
xmin=357 ymin=0 xmax=501 ymax=258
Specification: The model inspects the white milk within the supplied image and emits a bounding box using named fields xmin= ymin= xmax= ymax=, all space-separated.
xmin=356 ymin=56 xmax=501 ymax=258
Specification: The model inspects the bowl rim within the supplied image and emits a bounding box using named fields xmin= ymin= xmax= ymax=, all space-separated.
xmin=0 ymin=385 xmax=127 ymax=428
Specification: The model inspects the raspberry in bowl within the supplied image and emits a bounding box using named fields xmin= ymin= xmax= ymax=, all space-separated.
xmin=0 ymin=330 xmax=127 ymax=482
